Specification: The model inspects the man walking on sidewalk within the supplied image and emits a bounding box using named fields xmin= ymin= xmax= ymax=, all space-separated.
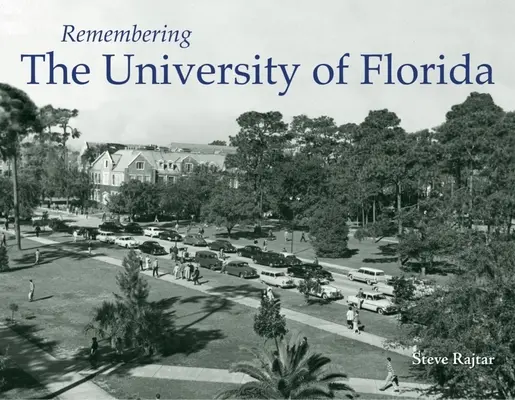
xmin=346 ymin=306 xmax=354 ymax=329
xmin=1 ymin=232 xmax=6 ymax=247
xmin=379 ymin=357 xmax=400 ymax=392
xmin=34 ymin=249 xmax=40 ymax=265
xmin=192 ymin=266 xmax=201 ymax=285
xmin=152 ymin=258 xmax=159 ymax=278
xmin=28 ymin=279 xmax=35 ymax=302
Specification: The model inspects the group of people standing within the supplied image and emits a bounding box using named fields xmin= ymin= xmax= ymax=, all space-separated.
xmin=173 ymin=262 xmax=201 ymax=285
xmin=138 ymin=254 xmax=160 ymax=278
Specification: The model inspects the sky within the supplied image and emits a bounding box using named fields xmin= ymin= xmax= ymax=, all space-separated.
xmin=1 ymin=0 xmax=514 ymax=149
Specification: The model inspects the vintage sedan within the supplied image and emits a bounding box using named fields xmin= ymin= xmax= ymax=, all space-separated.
xmin=183 ymin=234 xmax=208 ymax=246
xmin=347 ymin=292 xmax=397 ymax=315
xmin=158 ymin=230 xmax=183 ymax=242
xmin=208 ymin=239 xmax=237 ymax=253
xmin=97 ymin=230 xmax=117 ymax=244
xmin=308 ymin=284 xmax=343 ymax=301
xmin=253 ymin=251 xmax=286 ymax=267
xmin=237 ymin=245 xmax=262 ymax=258
xmin=99 ymin=222 xmax=123 ymax=233
xmin=260 ymin=270 xmax=295 ymax=288
xmin=287 ymin=263 xmax=334 ymax=283
xmin=282 ymin=254 xmax=303 ymax=266
xmin=138 ymin=241 xmax=167 ymax=255
xmin=222 ymin=261 xmax=258 ymax=279
xmin=114 ymin=236 xmax=139 ymax=248
xmin=123 ymin=222 xmax=143 ymax=234
xmin=143 ymin=227 xmax=165 ymax=238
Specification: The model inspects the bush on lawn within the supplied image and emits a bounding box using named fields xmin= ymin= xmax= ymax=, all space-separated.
xmin=309 ymin=201 xmax=349 ymax=258
xmin=85 ymin=250 xmax=173 ymax=356
xmin=253 ymin=297 xmax=287 ymax=352
xmin=0 ymin=246 xmax=8 ymax=271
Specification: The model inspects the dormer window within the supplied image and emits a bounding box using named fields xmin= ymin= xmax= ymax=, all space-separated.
xmin=104 ymin=160 xmax=109 ymax=168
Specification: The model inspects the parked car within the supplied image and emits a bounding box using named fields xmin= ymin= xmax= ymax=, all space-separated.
xmin=177 ymin=247 xmax=195 ymax=262
xmin=287 ymin=263 xmax=334 ymax=283
xmin=196 ymin=250 xmax=223 ymax=270
xmin=348 ymin=267 xmax=391 ymax=285
xmin=158 ymin=230 xmax=183 ymax=242
xmin=208 ymin=239 xmax=237 ymax=253
xmin=222 ymin=261 xmax=258 ymax=279
xmin=143 ymin=227 xmax=165 ymax=238
xmin=308 ymin=283 xmax=343 ymax=300
xmin=260 ymin=269 xmax=295 ymax=288
xmin=99 ymin=222 xmax=123 ymax=233
xmin=237 ymin=245 xmax=262 ymax=258
xmin=183 ymin=234 xmax=208 ymax=246
xmin=253 ymin=251 xmax=286 ymax=267
xmin=78 ymin=227 xmax=98 ymax=240
xmin=97 ymin=230 xmax=117 ymax=244
xmin=372 ymin=280 xmax=395 ymax=296
xmin=138 ymin=241 xmax=167 ymax=255
xmin=282 ymin=254 xmax=303 ymax=266
xmin=114 ymin=236 xmax=139 ymax=248
xmin=347 ymin=292 xmax=397 ymax=315
xmin=123 ymin=222 xmax=143 ymax=234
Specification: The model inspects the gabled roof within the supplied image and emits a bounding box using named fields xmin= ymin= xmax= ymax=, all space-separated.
xmin=90 ymin=151 xmax=113 ymax=168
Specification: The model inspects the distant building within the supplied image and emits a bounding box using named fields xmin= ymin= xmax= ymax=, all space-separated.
xmin=89 ymin=149 xmax=228 ymax=204
xmin=168 ymin=142 xmax=237 ymax=155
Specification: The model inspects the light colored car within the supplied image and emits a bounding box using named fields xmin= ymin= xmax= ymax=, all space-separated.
xmin=373 ymin=278 xmax=435 ymax=298
xmin=347 ymin=292 xmax=397 ymax=315
xmin=144 ymin=227 xmax=165 ymax=237
xmin=348 ymin=267 xmax=391 ymax=285
xmin=260 ymin=270 xmax=295 ymax=288
xmin=97 ymin=230 xmax=117 ymax=243
xmin=114 ymin=236 xmax=139 ymax=248
xmin=372 ymin=281 xmax=395 ymax=296
xmin=308 ymin=284 xmax=343 ymax=300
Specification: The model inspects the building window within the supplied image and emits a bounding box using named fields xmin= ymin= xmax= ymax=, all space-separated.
xmin=129 ymin=175 xmax=136 ymax=181
xmin=137 ymin=175 xmax=143 ymax=182
xmin=103 ymin=172 xmax=109 ymax=185
xmin=170 ymin=176 xmax=176 ymax=184
xmin=185 ymin=163 xmax=193 ymax=173
xmin=112 ymin=174 xmax=116 ymax=185
xmin=136 ymin=161 xmax=144 ymax=170
xmin=104 ymin=160 xmax=109 ymax=168
xmin=157 ymin=176 xmax=165 ymax=183
xmin=144 ymin=175 xmax=151 ymax=183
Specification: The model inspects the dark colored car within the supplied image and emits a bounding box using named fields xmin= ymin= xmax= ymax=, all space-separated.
xmin=252 ymin=251 xmax=287 ymax=267
xmin=237 ymin=245 xmax=262 ymax=258
xmin=183 ymin=234 xmax=208 ymax=246
xmin=138 ymin=241 xmax=167 ymax=255
xmin=158 ymin=230 xmax=183 ymax=242
xmin=208 ymin=240 xmax=236 ymax=253
xmin=78 ymin=227 xmax=98 ymax=240
xmin=124 ymin=222 xmax=143 ymax=234
xmin=99 ymin=222 xmax=123 ymax=232
xmin=222 ymin=261 xmax=258 ymax=278
xmin=282 ymin=254 xmax=303 ymax=266
xmin=287 ymin=263 xmax=334 ymax=282
xmin=196 ymin=250 xmax=223 ymax=270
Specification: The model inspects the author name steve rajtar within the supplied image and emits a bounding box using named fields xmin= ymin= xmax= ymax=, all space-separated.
xmin=412 ymin=352 xmax=495 ymax=369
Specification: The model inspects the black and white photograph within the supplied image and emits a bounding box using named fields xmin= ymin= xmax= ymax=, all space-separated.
xmin=0 ymin=0 xmax=512 ymax=399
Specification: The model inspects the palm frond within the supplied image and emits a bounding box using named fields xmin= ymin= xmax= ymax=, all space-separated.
xmin=291 ymin=381 xmax=335 ymax=399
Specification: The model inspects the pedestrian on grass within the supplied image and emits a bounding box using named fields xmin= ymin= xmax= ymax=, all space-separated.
xmin=379 ymin=357 xmax=399 ymax=392
xmin=353 ymin=310 xmax=360 ymax=334
xmin=152 ymin=258 xmax=159 ymax=278
xmin=1 ymin=232 xmax=6 ymax=246
xmin=35 ymin=225 xmax=41 ymax=238
xmin=88 ymin=240 xmax=92 ymax=255
xmin=192 ymin=266 xmax=201 ymax=285
xmin=90 ymin=337 xmax=99 ymax=369
xmin=314 ymin=256 xmax=319 ymax=266
xmin=139 ymin=255 xmax=144 ymax=271
xmin=263 ymin=239 xmax=267 ymax=248
xmin=28 ymin=279 xmax=34 ymax=302
xmin=300 ymin=232 xmax=307 ymax=242
xmin=145 ymin=255 xmax=150 ymax=270
xmin=346 ymin=306 xmax=354 ymax=329
xmin=73 ymin=230 xmax=78 ymax=242
xmin=34 ymin=249 xmax=40 ymax=265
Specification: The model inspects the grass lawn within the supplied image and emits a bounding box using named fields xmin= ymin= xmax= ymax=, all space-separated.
xmin=0 ymin=366 xmax=50 ymax=399
xmin=0 ymin=238 xmax=421 ymax=390
xmin=37 ymin=232 xmax=404 ymax=340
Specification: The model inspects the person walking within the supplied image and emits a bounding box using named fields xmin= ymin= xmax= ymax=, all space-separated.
xmin=346 ymin=306 xmax=354 ymax=329
xmin=266 ymin=287 xmax=275 ymax=302
xmin=90 ymin=337 xmax=99 ymax=369
xmin=192 ymin=266 xmax=201 ymax=285
xmin=145 ymin=255 xmax=150 ymax=271
xmin=1 ymin=232 xmax=6 ymax=247
xmin=314 ymin=256 xmax=319 ymax=266
xmin=284 ymin=231 xmax=288 ymax=242
xmin=35 ymin=225 xmax=41 ymax=238
xmin=188 ymin=263 xmax=194 ymax=281
xmin=139 ymin=255 xmax=144 ymax=271
xmin=28 ymin=280 xmax=35 ymax=302
xmin=357 ymin=288 xmax=364 ymax=309
xmin=152 ymin=258 xmax=159 ymax=278
xmin=173 ymin=263 xmax=180 ymax=279
xmin=263 ymin=239 xmax=267 ymax=248
xmin=73 ymin=230 xmax=78 ymax=242
xmin=184 ymin=263 xmax=191 ymax=280
xmin=219 ymin=248 xmax=224 ymax=259
xmin=88 ymin=240 xmax=92 ymax=255
xmin=353 ymin=310 xmax=360 ymax=334
xmin=175 ymin=223 xmax=179 ymax=232
xmin=379 ymin=357 xmax=400 ymax=392
xmin=34 ymin=249 xmax=40 ymax=265
xmin=300 ymin=232 xmax=307 ymax=242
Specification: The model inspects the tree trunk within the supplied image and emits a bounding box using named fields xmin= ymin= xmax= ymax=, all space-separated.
xmin=361 ymin=203 xmax=365 ymax=228
xmin=397 ymin=182 xmax=402 ymax=236
xmin=227 ymin=226 xmax=232 ymax=238
xmin=12 ymin=154 xmax=22 ymax=250
xmin=372 ymin=199 xmax=376 ymax=224
xmin=469 ymin=174 xmax=473 ymax=211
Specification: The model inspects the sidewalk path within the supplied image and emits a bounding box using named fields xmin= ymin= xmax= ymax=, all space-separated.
xmin=88 ymin=363 xmax=431 ymax=398
xmin=0 ymin=323 xmax=114 ymax=400
xmin=19 ymin=232 xmax=412 ymax=358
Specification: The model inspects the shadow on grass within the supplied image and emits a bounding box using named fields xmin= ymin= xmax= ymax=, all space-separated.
xmin=362 ymin=257 xmax=399 ymax=264
xmin=6 ymin=323 xmax=59 ymax=355
xmin=377 ymin=244 xmax=398 ymax=256
xmin=401 ymin=261 xmax=460 ymax=276
xmin=0 ymin=367 xmax=47 ymax=396
xmin=206 ymin=283 xmax=263 ymax=300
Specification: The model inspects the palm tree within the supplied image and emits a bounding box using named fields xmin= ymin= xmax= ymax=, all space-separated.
xmin=216 ymin=333 xmax=355 ymax=399
xmin=0 ymin=84 xmax=40 ymax=250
